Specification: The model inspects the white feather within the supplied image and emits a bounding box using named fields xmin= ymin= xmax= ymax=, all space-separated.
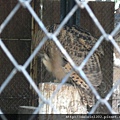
xmin=113 ymin=53 xmax=120 ymax=67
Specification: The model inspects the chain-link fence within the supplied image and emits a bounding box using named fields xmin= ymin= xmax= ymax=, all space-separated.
xmin=0 ymin=0 xmax=120 ymax=119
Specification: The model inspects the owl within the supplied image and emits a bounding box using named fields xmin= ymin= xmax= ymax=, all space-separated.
xmin=33 ymin=24 xmax=103 ymax=107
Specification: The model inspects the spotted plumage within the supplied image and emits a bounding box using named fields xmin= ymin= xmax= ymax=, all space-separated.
xmin=33 ymin=24 xmax=103 ymax=107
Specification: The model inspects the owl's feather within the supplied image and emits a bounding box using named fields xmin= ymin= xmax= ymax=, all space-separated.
xmin=34 ymin=24 xmax=103 ymax=107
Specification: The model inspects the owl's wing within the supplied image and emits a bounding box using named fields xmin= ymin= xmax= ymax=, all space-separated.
xmin=56 ymin=25 xmax=103 ymax=87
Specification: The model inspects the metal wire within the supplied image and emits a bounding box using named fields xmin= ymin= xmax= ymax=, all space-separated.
xmin=0 ymin=0 xmax=120 ymax=119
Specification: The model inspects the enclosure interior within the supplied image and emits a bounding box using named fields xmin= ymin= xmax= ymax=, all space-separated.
xmin=0 ymin=0 xmax=120 ymax=114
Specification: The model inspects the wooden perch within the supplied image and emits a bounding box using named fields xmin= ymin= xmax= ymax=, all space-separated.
xmin=39 ymin=82 xmax=87 ymax=114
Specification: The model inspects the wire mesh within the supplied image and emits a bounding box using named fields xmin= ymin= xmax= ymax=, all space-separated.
xmin=0 ymin=0 xmax=120 ymax=119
